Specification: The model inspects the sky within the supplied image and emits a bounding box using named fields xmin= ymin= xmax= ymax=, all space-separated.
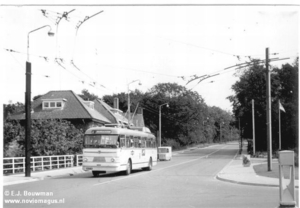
xmin=0 ymin=2 xmax=299 ymax=112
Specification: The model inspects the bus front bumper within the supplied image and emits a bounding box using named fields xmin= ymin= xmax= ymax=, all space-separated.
xmin=82 ymin=163 xmax=126 ymax=172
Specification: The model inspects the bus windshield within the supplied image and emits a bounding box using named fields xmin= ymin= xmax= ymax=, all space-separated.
xmin=84 ymin=135 xmax=119 ymax=148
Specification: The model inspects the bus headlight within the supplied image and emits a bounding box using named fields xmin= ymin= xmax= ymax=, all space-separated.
xmin=111 ymin=158 xmax=115 ymax=162
xmin=83 ymin=157 xmax=88 ymax=162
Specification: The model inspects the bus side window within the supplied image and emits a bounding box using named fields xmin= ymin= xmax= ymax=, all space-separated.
xmin=125 ymin=136 xmax=130 ymax=148
xmin=130 ymin=136 xmax=134 ymax=148
xmin=141 ymin=137 xmax=146 ymax=148
xmin=120 ymin=135 xmax=125 ymax=148
xmin=133 ymin=137 xmax=138 ymax=148
xmin=137 ymin=136 xmax=141 ymax=148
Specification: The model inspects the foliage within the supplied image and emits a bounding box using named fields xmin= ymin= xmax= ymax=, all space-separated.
xmin=33 ymin=94 xmax=43 ymax=101
xmin=228 ymin=58 xmax=298 ymax=151
xmin=3 ymin=119 xmax=24 ymax=157
xmin=3 ymin=102 xmax=24 ymax=121
xmin=103 ymin=82 xmax=239 ymax=148
xmin=3 ymin=119 xmax=84 ymax=157
xmin=5 ymin=140 xmax=23 ymax=157
xmin=78 ymin=89 xmax=100 ymax=101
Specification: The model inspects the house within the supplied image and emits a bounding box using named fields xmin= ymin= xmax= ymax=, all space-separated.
xmin=10 ymin=90 xmax=146 ymax=131
xmin=9 ymin=90 xmax=112 ymax=131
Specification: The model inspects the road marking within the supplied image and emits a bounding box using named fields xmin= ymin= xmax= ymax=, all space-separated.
xmin=93 ymin=144 xmax=229 ymax=187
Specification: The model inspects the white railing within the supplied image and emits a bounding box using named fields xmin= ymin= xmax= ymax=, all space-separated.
xmin=3 ymin=154 xmax=83 ymax=175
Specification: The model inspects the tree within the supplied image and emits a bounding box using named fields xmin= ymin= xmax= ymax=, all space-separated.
xmin=33 ymin=94 xmax=43 ymax=101
xmin=78 ymin=89 xmax=99 ymax=101
xmin=101 ymin=82 xmax=239 ymax=150
xmin=228 ymin=58 xmax=298 ymax=151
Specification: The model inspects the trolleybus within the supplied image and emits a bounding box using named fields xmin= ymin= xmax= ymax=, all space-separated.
xmin=82 ymin=124 xmax=157 ymax=177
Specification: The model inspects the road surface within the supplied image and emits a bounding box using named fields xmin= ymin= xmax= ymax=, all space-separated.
xmin=3 ymin=142 xmax=284 ymax=208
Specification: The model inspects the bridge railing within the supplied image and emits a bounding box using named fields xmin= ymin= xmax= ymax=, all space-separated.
xmin=3 ymin=154 xmax=83 ymax=175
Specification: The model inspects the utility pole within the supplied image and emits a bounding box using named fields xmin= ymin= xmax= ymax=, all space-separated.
xmin=278 ymin=99 xmax=282 ymax=150
xmin=252 ymin=99 xmax=256 ymax=155
xmin=25 ymin=62 xmax=31 ymax=177
xmin=159 ymin=108 xmax=161 ymax=147
xmin=239 ymin=117 xmax=241 ymax=149
xmin=159 ymin=103 xmax=169 ymax=147
xmin=266 ymin=48 xmax=272 ymax=171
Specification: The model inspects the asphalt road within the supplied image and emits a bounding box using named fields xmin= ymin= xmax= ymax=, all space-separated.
xmin=3 ymin=143 xmax=283 ymax=208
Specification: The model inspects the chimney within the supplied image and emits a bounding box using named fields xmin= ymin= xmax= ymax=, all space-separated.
xmin=137 ymin=107 xmax=143 ymax=114
xmin=113 ymin=97 xmax=119 ymax=109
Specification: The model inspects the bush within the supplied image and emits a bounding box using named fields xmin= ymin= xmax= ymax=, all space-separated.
xmin=5 ymin=140 xmax=24 ymax=157
xmin=162 ymin=139 xmax=181 ymax=150
xmin=4 ymin=119 xmax=84 ymax=157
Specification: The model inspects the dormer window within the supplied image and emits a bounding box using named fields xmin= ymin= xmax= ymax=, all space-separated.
xmin=42 ymin=98 xmax=66 ymax=110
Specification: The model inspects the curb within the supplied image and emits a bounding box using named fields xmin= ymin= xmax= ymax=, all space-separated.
xmin=3 ymin=167 xmax=89 ymax=186
xmin=4 ymin=177 xmax=44 ymax=186
xmin=215 ymin=174 xmax=279 ymax=188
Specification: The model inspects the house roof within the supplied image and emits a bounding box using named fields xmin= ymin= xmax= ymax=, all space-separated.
xmin=94 ymin=99 xmax=118 ymax=123
xmin=9 ymin=90 xmax=111 ymax=123
xmin=95 ymin=99 xmax=129 ymax=125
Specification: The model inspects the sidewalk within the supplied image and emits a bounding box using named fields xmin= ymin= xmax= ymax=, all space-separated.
xmin=216 ymin=148 xmax=299 ymax=188
xmin=3 ymin=167 xmax=87 ymax=186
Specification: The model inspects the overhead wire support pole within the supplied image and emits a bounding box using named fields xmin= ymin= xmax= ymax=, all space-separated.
xmin=252 ymin=99 xmax=256 ymax=155
xmin=266 ymin=47 xmax=272 ymax=171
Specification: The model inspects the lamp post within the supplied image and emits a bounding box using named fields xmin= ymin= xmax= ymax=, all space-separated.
xmin=159 ymin=103 xmax=169 ymax=147
xmin=25 ymin=25 xmax=54 ymax=177
xmin=127 ymin=80 xmax=141 ymax=125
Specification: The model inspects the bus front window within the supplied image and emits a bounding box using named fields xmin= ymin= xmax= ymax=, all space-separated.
xmin=84 ymin=135 xmax=119 ymax=148
xmin=158 ymin=148 xmax=168 ymax=153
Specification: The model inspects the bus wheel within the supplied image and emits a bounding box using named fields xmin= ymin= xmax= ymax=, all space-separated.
xmin=92 ymin=171 xmax=100 ymax=177
xmin=125 ymin=159 xmax=132 ymax=175
xmin=145 ymin=158 xmax=153 ymax=171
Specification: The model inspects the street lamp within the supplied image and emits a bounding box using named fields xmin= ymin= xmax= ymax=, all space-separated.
xmin=25 ymin=25 xmax=54 ymax=177
xmin=127 ymin=80 xmax=141 ymax=125
xmin=27 ymin=25 xmax=54 ymax=61
xmin=159 ymin=103 xmax=169 ymax=147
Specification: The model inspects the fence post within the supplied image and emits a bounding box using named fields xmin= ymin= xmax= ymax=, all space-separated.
xmin=41 ymin=157 xmax=44 ymax=171
xmin=50 ymin=157 xmax=52 ymax=169
xmin=32 ymin=157 xmax=35 ymax=172
xmin=12 ymin=159 xmax=15 ymax=174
